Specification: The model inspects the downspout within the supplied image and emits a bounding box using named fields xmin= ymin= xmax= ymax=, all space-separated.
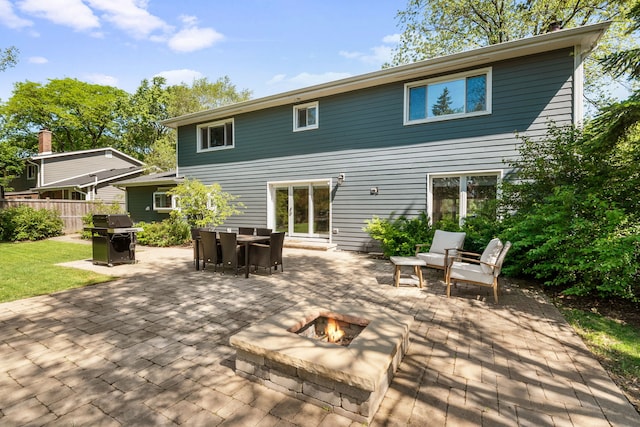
xmin=88 ymin=174 xmax=98 ymax=201
xmin=573 ymin=45 xmax=584 ymax=127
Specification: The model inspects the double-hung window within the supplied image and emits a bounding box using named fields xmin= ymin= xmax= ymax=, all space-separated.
xmin=293 ymin=101 xmax=318 ymax=131
xmin=428 ymin=171 xmax=500 ymax=225
xmin=197 ymin=119 xmax=234 ymax=151
xmin=405 ymin=68 xmax=491 ymax=124
xmin=153 ymin=188 xmax=176 ymax=212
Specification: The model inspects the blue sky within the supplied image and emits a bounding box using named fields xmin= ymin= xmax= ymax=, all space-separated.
xmin=0 ymin=0 xmax=403 ymax=103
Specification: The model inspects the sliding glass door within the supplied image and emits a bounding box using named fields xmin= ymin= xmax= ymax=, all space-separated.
xmin=272 ymin=182 xmax=330 ymax=238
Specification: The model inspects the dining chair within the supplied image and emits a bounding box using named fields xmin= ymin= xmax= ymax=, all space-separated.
xmin=219 ymin=232 xmax=246 ymax=275
xmin=190 ymin=227 xmax=205 ymax=269
xmin=239 ymin=227 xmax=255 ymax=235
xmin=199 ymin=230 xmax=221 ymax=272
xmin=255 ymin=228 xmax=272 ymax=236
xmin=249 ymin=232 xmax=285 ymax=274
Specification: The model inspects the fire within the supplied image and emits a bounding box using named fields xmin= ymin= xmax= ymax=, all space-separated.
xmin=325 ymin=318 xmax=345 ymax=343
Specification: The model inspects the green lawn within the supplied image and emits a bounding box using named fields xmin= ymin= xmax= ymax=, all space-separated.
xmin=561 ymin=307 xmax=640 ymax=409
xmin=0 ymin=240 xmax=114 ymax=303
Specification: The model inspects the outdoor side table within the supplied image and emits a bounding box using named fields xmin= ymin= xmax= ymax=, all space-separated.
xmin=390 ymin=256 xmax=427 ymax=288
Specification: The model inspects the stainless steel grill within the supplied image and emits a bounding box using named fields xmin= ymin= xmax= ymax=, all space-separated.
xmin=88 ymin=214 xmax=142 ymax=266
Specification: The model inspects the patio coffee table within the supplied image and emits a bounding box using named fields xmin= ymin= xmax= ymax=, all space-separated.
xmin=390 ymin=256 xmax=427 ymax=288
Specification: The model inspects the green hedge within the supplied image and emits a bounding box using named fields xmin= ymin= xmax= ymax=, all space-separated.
xmin=0 ymin=206 xmax=63 ymax=241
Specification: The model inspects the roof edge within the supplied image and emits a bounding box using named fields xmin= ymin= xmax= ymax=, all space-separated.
xmin=162 ymin=21 xmax=610 ymax=128
xmin=32 ymin=147 xmax=145 ymax=166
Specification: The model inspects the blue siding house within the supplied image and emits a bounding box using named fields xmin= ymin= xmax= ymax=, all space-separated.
xmin=159 ymin=23 xmax=609 ymax=252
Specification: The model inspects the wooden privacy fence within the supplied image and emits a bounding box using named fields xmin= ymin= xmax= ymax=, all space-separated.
xmin=0 ymin=199 xmax=125 ymax=234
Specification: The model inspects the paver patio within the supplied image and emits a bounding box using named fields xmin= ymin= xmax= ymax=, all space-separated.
xmin=1 ymin=242 xmax=638 ymax=426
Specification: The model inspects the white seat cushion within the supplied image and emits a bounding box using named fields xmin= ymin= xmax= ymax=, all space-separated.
xmin=480 ymin=238 xmax=503 ymax=274
xmin=429 ymin=230 xmax=466 ymax=254
xmin=449 ymin=262 xmax=494 ymax=285
xmin=416 ymin=252 xmax=446 ymax=267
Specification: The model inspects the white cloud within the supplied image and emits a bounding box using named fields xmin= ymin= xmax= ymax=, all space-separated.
xmin=18 ymin=0 xmax=100 ymax=31
xmin=340 ymin=33 xmax=400 ymax=65
xmin=84 ymin=73 xmax=119 ymax=86
xmin=154 ymin=69 xmax=203 ymax=86
xmin=266 ymin=74 xmax=286 ymax=85
xmin=0 ymin=0 xmax=32 ymax=29
xmin=267 ymin=72 xmax=352 ymax=92
xmin=86 ymin=0 xmax=171 ymax=39
xmin=382 ymin=34 xmax=401 ymax=44
xmin=167 ymin=15 xmax=223 ymax=53
xmin=28 ymin=56 xmax=48 ymax=64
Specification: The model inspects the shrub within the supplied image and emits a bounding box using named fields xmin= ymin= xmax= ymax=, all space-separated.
xmin=135 ymin=219 xmax=190 ymax=247
xmin=0 ymin=206 xmax=63 ymax=241
xmin=364 ymin=212 xmax=445 ymax=257
xmin=167 ymin=178 xmax=244 ymax=229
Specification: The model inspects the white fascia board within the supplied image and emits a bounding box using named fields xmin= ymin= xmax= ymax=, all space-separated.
xmin=162 ymin=22 xmax=610 ymax=128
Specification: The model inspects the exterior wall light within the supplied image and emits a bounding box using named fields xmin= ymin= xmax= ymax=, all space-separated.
xmin=370 ymin=187 xmax=379 ymax=195
xmin=337 ymin=173 xmax=346 ymax=186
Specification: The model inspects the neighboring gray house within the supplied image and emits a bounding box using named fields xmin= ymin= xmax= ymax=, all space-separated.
xmin=158 ymin=23 xmax=608 ymax=252
xmin=7 ymin=129 xmax=146 ymax=203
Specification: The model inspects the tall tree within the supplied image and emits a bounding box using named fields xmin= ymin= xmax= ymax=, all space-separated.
xmin=166 ymin=76 xmax=252 ymax=117
xmin=0 ymin=46 xmax=18 ymax=72
xmin=120 ymin=76 xmax=170 ymax=157
xmin=390 ymin=0 xmax=636 ymax=108
xmin=1 ymin=78 xmax=129 ymax=153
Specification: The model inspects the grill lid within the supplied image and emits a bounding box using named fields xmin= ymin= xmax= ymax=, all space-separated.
xmin=93 ymin=214 xmax=133 ymax=228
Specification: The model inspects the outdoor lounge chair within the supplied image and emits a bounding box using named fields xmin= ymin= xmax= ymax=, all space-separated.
xmin=219 ymin=232 xmax=246 ymax=275
xmin=249 ymin=232 xmax=284 ymax=274
xmin=199 ymin=230 xmax=221 ymax=272
xmin=446 ymin=238 xmax=512 ymax=303
xmin=415 ymin=230 xmax=466 ymax=277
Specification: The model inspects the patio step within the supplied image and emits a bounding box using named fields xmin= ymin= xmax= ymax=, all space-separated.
xmin=284 ymin=239 xmax=337 ymax=251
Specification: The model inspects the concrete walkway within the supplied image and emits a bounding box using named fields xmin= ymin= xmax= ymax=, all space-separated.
xmin=1 ymin=242 xmax=638 ymax=426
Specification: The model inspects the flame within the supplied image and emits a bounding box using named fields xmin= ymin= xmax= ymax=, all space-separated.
xmin=326 ymin=318 xmax=345 ymax=343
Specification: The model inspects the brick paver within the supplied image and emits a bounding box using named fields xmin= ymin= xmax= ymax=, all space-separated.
xmin=1 ymin=241 xmax=638 ymax=426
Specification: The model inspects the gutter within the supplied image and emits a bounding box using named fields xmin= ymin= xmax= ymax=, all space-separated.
xmin=161 ymin=21 xmax=610 ymax=129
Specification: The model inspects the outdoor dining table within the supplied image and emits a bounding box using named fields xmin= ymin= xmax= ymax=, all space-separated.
xmin=194 ymin=233 xmax=270 ymax=278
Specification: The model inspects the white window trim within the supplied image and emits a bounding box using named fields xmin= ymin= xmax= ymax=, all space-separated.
xmin=153 ymin=189 xmax=177 ymax=212
xmin=427 ymin=169 xmax=503 ymax=225
xmin=26 ymin=164 xmax=37 ymax=180
xmin=404 ymin=67 xmax=492 ymax=125
xmin=293 ymin=101 xmax=319 ymax=132
xmin=197 ymin=118 xmax=235 ymax=152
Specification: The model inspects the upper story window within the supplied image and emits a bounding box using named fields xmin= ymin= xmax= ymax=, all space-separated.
xmin=197 ymin=119 xmax=234 ymax=152
xmin=405 ymin=68 xmax=491 ymax=125
xmin=27 ymin=164 xmax=36 ymax=180
xmin=293 ymin=101 xmax=318 ymax=131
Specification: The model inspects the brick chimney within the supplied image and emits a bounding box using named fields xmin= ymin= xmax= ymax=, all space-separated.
xmin=38 ymin=129 xmax=52 ymax=154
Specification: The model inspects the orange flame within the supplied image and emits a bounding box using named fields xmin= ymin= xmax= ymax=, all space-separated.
xmin=326 ymin=318 xmax=345 ymax=343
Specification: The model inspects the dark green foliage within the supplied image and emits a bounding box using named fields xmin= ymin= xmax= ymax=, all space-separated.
xmin=0 ymin=206 xmax=63 ymax=241
xmin=364 ymin=212 xmax=467 ymax=257
xmin=501 ymin=119 xmax=640 ymax=301
xmin=135 ymin=219 xmax=190 ymax=247
xmin=364 ymin=212 xmax=433 ymax=257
